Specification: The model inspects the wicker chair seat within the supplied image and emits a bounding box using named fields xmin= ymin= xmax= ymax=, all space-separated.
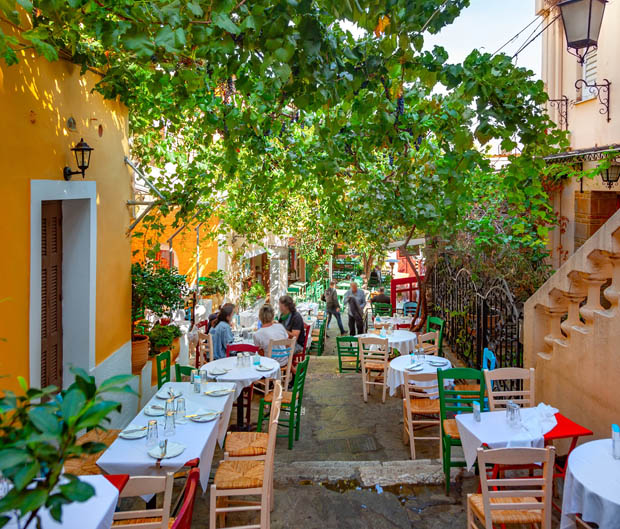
xmin=214 ymin=460 xmax=264 ymax=490
xmin=225 ymin=432 xmax=268 ymax=457
xmin=364 ymin=361 xmax=386 ymax=371
xmin=264 ymin=390 xmax=292 ymax=405
xmin=406 ymin=398 xmax=440 ymax=414
xmin=113 ymin=517 xmax=175 ymax=527
xmin=468 ymin=495 xmax=543 ymax=524
xmin=442 ymin=419 xmax=460 ymax=439
xmin=64 ymin=429 xmax=120 ymax=476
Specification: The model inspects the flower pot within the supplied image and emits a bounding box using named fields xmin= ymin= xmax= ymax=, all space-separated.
xmin=149 ymin=337 xmax=181 ymax=385
xmin=131 ymin=334 xmax=150 ymax=374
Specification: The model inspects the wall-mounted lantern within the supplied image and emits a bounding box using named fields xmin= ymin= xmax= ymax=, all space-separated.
xmin=600 ymin=164 xmax=620 ymax=189
xmin=558 ymin=0 xmax=606 ymax=63
xmin=63 ymin=138 xmax=94 ymax=180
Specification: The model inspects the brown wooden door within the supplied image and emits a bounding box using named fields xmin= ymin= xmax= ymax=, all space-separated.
xmin=41 ymin=200 xmax=63 ymax=388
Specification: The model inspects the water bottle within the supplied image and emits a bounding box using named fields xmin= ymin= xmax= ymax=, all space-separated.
xmin=193 ymin=373 xmax=201 ymax=393
xmin=613 ymin=424 xmax=620 ymax=460
xmin=253 ymin=352 xmax=260 ymax=366
xmin=473 ymin=401 xmax=481 ymax=422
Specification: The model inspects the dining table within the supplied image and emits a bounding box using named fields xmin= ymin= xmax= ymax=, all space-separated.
xmin=386 ymin=354 xmax=452 ymax=396
xmin=97 ymin=381 xmax=235 ymax=492
xmin=3 ymin=475 xmax=119 ymax=529
xmin=358 ymin=329 xmax=419 ymax=356
xmin=560 ymin=438 xmax=620 ymax=529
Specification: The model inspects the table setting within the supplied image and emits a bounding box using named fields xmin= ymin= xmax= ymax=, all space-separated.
xmin=200 ymin=356 xmax=280 ymax=399
xmin=386 ymin=353 xmax=452 ymax=396
xmin=97 ymin=381 xmax=235 ymax=491
xmin=359 ymin=329 xmax=419 ymax=356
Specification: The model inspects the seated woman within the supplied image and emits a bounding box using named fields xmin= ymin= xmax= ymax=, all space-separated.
xmin=209 ymin=303 xmax=235 ymax=360
xmin=253 ymin=304 xmax=289 ymax=367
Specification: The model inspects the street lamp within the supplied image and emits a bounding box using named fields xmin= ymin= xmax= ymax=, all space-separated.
xmin=63 ymin=138 xmax=94 ymax=180
xmin=558 ymin=0 xmax=607 ymax=63
xmin=600 ymin=164 xmax=620 ymax=189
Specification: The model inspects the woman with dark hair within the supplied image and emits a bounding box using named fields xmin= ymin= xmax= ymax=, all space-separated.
xmin=209 ymin=303 xmax=235 ymax=359
xmin=278 ymin=295 xmax=305 ymax=352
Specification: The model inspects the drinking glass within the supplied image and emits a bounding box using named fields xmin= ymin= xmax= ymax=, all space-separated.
xmin=176 ymin=397 xmax=186 ymax=421
xmin=164 ymin=398 xmax=175 ymax=416
xmin=146 ymin=419 xmax=158 ymax=448
xmin=164 ymin=412 xmax=176 ymax=437
xmin=200 ymin=370 xmax=209 ymax=389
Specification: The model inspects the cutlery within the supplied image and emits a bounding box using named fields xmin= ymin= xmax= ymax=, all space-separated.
xmin=151 ymin=405 xmax=165 ymax=410
xmin=123 ymin=426 xmax=147 ymax=434
xmin=204 ymin=389 xmax=234 ymax=395
xmin=159 ymin=439 xmax=168 ymax=458
xmin=185 ymin=412 xmax=221 ymax=418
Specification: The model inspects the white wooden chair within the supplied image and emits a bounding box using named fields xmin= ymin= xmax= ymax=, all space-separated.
xmin=210 ymin=381 xmax=283 ymax=529
xmin=467 ymin=446 xmax=555 ymax=529
xmin=402 ymin=371 xmax=441 ymax=460
xmin=484 ymin=367 xmax=535 ymax=411
xmin=199 ymin=331 xmax=214 ymax=365
xmin=359 ymin=336 xmax=389 ymax=403
xmin=112 ymin=473 xmax=174 ymax=528
xmin=253 ymin=337 xmax=295 ymax=396
xmin=417 ymin=331 xmax=439 ymax=356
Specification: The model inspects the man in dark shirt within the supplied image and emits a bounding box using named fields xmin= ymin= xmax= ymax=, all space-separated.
xmin=278 ymin=295 xmax=306 ymax=352
xmin=372 ymin=287 xmax=391 ymax=305
xmin=322 ymin=280 xmax=345 ymax=336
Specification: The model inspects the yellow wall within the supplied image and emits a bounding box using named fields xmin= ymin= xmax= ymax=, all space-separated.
xmin=0 ymin=41 xmax=133 ymax=392
xmin=131 ymin=213 xmax=220 ymax=285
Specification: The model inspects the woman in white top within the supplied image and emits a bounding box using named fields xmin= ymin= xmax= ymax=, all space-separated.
xmin=253 ymin=304 xmax=289 ymax=367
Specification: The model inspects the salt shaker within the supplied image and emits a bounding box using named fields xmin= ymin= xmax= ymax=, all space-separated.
xmin=612 ymin=424 xmax=620 ymax=460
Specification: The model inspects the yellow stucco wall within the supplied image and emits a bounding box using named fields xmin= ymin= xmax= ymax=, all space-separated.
xmin=0 ymin=44 xmax=132 ymax=392
xmin=131 ymin=213 xmax=220 ymax=285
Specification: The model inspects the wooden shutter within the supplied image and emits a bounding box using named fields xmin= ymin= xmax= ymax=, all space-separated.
xmin=41 ymin=201 xmax=63 ymax=388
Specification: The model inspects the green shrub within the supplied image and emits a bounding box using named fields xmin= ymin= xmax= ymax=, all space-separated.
xmin=147 ymin=324 xmax=182 ymax=355
xmin=200 ymin=270 xmax=228 ymax=297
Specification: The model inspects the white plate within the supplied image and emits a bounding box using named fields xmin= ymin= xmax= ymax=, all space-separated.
xmin=205 ymin=389 xmax=234 ymax=397
xmin=188 ymin=409 xmax=221 ymax=423
xmin=209 ymin=367 xmax=228 ymax=376
xmin=144 ymin=405 xmax=165 ymax=416
xmin=156 ymin=388 xmax=182 ymax=400
xmin=119 ymin=425 xmax=147 ymax=440
xmin=147 ymin=441 xmax=185 ymax=459
xmin=405 ymin=365 xmax=425 ymax=372
xmin=255 ymin=364 xmax=273 ymax=372
xmin=429 ymin=360 xmax=449 ymax=367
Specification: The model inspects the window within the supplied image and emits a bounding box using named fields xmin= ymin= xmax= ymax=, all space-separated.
xmin=577 ymin=48 xmax=597 ymax=102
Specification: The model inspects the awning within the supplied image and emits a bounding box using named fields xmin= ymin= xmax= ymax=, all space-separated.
xmin=388 ymin=238 xmax=425 ymax=249
xmin=544 ymin=144 xmax=620 ymax=163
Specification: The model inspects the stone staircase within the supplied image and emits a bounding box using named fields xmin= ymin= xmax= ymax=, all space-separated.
xmin=524 ymin=207 xmax=620 ymax=439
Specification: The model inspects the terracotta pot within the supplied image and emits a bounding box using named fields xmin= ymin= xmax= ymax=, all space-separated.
xmin=159 ymin=317 xmax=171 ymax=326
xmin=131 ymin=334 xmax=150 ymax=374
xmin=149 ymin=337 xmax=181 ymax=385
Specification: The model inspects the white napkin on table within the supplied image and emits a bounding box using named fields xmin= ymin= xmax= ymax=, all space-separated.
xmin=521 ymin=402 xmax=558 ymax=438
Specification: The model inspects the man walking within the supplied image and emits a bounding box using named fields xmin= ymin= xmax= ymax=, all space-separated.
xmin=343 ymin=281 xmax=366 ymax=335
xmin=322 ymin=281 xmax=345 ymax=336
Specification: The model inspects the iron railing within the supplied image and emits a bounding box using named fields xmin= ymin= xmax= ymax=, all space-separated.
xmin=428 ymin=257 xmax=523 ymax=368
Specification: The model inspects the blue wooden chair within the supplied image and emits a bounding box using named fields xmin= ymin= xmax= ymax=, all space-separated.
xmin=403 ymin=301 xmax=418 ymax=316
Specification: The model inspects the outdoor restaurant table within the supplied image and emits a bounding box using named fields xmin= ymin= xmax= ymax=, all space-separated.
xmin=374 ymin=315 xmax=413 ymax=327
xmin=358 ymin=329 xmax=418 ymax=356
xmin=200 ymin=356 xmax=281 ymax=430
xmin=97 ymin=381 xmax=234 ymax=492
xmin=560 ymin=439 xmax=620 ymax=529
xmin=386 ymin=354 xmax=452 ymax=396
xmin=4 ymin=475 xmax=118 ymax=529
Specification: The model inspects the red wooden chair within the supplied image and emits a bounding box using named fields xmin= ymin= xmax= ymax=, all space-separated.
xmin=395 ymin=323 xmax=410 ymax=330
xmin=170 ymin=468 xmax=200 ymax=529
xmin=293 ymin=323 xmax=311 ymax=369
xmin=225 ymin=343 xmax=260 ymax=430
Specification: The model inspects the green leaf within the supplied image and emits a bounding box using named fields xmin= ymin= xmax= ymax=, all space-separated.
xmin=13 ymin=462 xmax=40 ymax=491
xmin=60 ymin=478 xmax=95 ymax=503
xmin=213 ymin=12 xmax=239 ymax=35
xmin=273 ymin=63 xmax=291 ymax=83
xmin=97 ymin=374 xmax=135 ymax=392
xmin=0 ymin=449 xmax=31 ymax=470
xmin=59 ymin=389 xmax=86 ymax=423
xmin=28 ymin=407 xmax=61 ymax=435
xmin=75 ymin=401 xmax=120 ymax=430
xmin=187 ymin=1 xmax=203 ymax=17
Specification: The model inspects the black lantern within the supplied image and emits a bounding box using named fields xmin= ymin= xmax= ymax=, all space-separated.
xmin=63 ymin=138 xmax=94 ymax=180
xmin=600 ymin=164 xmax=620 ymax=189
xmin=558 ymin=0 xmax=607 ymax=63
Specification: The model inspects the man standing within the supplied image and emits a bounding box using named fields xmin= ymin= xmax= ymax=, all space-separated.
xmin=322 ymin=281 xmax=345 ymax=336
xmin=343 ymin=281 xmax=366 ymax=335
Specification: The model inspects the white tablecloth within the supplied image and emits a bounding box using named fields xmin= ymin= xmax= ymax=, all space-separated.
xmin=297 ymin=302 xmax=319 ymax=316
xmin=456 ymin=407 xmax=557 ymax=470
xmin=358 ymin=330 xmax=418 ymax=356
xmin=560 ymin=439 xmax=620 ymax=529
xmin=200 ymin=356 xmax=281 ymax=398
xmin=386 ymin=354 xmax=452 ymax=396
xmin=97 ymin=381 xmax=234 ymax=491
xmin=374 ymin=316 xmax=412 ymax=326
xmin=4 ymin=475 xmax=118 ymax=529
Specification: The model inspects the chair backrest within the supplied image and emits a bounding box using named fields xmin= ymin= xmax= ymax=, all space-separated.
xmin=437 ymin=368 xmax=485 ymax=420
xmin=403 ymin=371 xmax=439 ymax=401
xmin=476 ymin=446 xmax=555 ymax=529
xmin=418 ymin=331 xmax=439 ymax=355
xmin=290 ymin=356 xmax=310 ymax=409
xmin=114 ymin=472 xmax=174 ymax=528
xmin=156 ymin=351 xmax=171 ymax=389
xmin=371 ymin=302 xmax=392 ymax=316
xmin=263 ymin=381 xmax=283 ymax=492
xmin=484 ymin=367 xmax=536 ymax=411
xmin=169 ymin=468 xmax=200 ymax=529
xmin=336 ymin=336 xmax=358 ymax=356
xmin=403 ymin=301 xmax=418 ymax=316
xmin=395 ymin=323 xmax=410 ymax=330
xmin=175 ymin=363 xmax=193 ymax=382
xmin=226 ymin=343 xmax=260 ymax=357
xmin=268 ymin=337 xmax=296 ymax=388
xmin=482 ymin=347 xmax=497 ymax=371
xmin=198 ymin=331 xmax=213 ymax=364
xmin=358 ymin=336 xmax=389 ymax=367
xmin=426 ymin=316 xmax=445 ymax=354
xmin=302 ymin=323 xmax=311 ymax=354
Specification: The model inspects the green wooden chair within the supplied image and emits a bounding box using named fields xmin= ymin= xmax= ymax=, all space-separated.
xmin=437 ymin=367 xmax=485 ymax=494
xmin=257 ymin=356 xmax=309 ymax=449
xmin=309 ymin=319 xmax=326 ymax=356
xmin=426 ymin=316 xmax=445 ymax=356
xmin=371 ymin=302 xmax=392 ymax=317
xmin=156 ymin=350 xmax=172 ymax=389
xmin=336 ymin=336 xmax=359 ymax=372
xmin=175 ymin=363 xmax=193 ymax=382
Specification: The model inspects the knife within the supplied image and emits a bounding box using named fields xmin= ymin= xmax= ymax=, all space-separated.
xmin=123 ymin=426 xmax=147 ymax=434
xmin=204 ymin=389 xmax=234 ymax=395
xmin=185 ymin=411 xmax=221 ymax=418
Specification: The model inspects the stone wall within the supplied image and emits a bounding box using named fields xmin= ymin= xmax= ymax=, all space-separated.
xmin=574 ymin=191 xmax=619 ymax=249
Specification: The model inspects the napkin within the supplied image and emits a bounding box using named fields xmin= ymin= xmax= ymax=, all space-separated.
xmin=521 ymin=403 xmax=558 ymax=438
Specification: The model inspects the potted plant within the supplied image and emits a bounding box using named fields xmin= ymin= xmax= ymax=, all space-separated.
xmin=200 ymin=270 xmax=228 ymax=308
xmin=146 ymin=324 xmax=183 ymax=384
xmin=0 ymin=369 xmax=134 ymax=529
xmin=131 ymin=262 xmax=188 ymax=373
xmin=240 ymin=282 xmax=266 ymax=310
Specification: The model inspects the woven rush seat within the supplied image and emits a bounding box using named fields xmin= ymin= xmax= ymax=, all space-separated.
xmin=468 ymin=495 xmax=543 ymax=524
xmin=64 ymin=429 xmax=120 ymax=475
xmin=214 ymin=460 xmax=264 ymax=490
xmin=225 ymin=432 xmax=268 ymax=457
xmin=113 ymin=517 xmax=175 ymax=527
xmin=365 ymin=361 xmax=386 ymax=371
xmin=406 ymin=398 xmax=440 ymax=414
xmin=264 ymin=390 xmax=292 ymax=404
xmin=442 ymin=419 xmax=460 ymax=439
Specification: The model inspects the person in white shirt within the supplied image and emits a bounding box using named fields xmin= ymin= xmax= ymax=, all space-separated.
xmin=253 ymin=304 xmax=289 ymax=367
